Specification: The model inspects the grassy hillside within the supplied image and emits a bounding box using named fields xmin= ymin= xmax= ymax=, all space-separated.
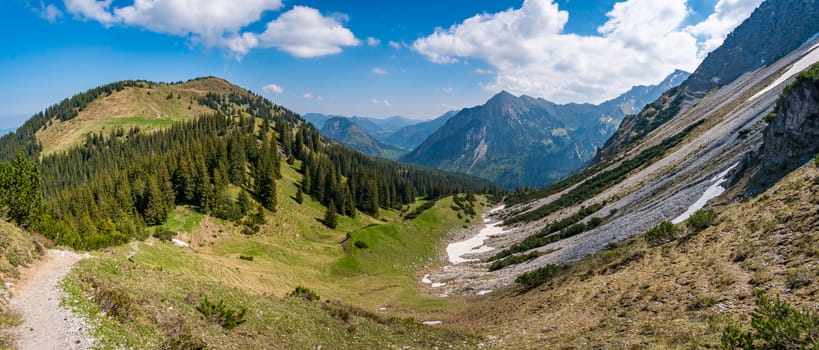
xmin=35 ymin=78 xmax=243 ymax=156
xmin=61 ymin=157 xmax=490 ymax=348
xmin=445 ymin=163 xmax=818 ymax=348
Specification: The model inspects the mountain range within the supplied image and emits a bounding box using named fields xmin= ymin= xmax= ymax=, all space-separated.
xmin=319 ymin=117 xmax=406 ymax=159
xmin=304 ymin=111 xmax=458 ymax=153
xmin=401 ymin=70 xmax=689 ymax=188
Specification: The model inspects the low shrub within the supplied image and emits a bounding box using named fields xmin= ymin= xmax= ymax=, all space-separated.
xmin=196 ymin=296 xmax=246 ymax=330
xmin=488 ymin=251 xmax=541 ymax=271
xmin=152 ymin=227 xmax=176 ymax=242
xmin=288 ymin=286 xmax=320 ymax=301
xmin=238 ymin=255 xmax=253 ymax=261
xmin=686 ymin=209 xmax=717 ymax=231
xmin=786 ymin=269 xmax=812 ymax=290
xmin=644 ymin=221 xmax=681 ymax=247
xmin=95 ymin=287 xmax=136 ymax=322
xmin=721 ymin=290 xmax=819 ymax=349
xmin=515 ymin=264 xmax=566 ymax=289
xmin=353 ymin=241 xmax=368 ymax=249
xmin=588 ymin=217 xmax=604 ymax=228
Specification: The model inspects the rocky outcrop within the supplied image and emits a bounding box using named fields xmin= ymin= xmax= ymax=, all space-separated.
xmin=742 ymin=67 xmax=819 ymax=194
xmin=684 ymin=0 xmax=819 ymax=97
xmin=596 ymin=0 xmax=819 ymax=162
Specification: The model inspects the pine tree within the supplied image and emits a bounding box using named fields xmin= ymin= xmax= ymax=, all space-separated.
xmin=143 ymin=176 xmax=167 ymax=226
xmin=237 ymin=190 xmax=251 ymax=215
xmin=5 ymin=153 xmax=45 ymax=227
xmin=323 ymin=199 xmax=338 ymax=229
xmin=295 ymin=185 xmax=304 ymax=204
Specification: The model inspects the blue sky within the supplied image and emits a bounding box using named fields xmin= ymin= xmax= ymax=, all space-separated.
xmin=0 ymin=0 xmax=764 ymax=128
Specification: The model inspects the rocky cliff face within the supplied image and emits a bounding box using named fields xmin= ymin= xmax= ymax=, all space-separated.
xmin=684 ymin=0 xmax=819 ymax=97
xmin=597 ymin=0 xmax=819 ymax=161
xmin=743 ymin=67 xmax=819 ymax=193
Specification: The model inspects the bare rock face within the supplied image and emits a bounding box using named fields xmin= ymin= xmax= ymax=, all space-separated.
xmin=745 ymin=72 xmax=819 ymax=193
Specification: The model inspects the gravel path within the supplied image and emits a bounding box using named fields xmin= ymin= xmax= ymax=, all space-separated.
xmin=10 ymin=249 xmax=93 ymax=350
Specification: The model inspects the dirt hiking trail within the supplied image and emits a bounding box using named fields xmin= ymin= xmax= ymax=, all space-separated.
xmin=10 ymin=249 xmax=92 ymax=350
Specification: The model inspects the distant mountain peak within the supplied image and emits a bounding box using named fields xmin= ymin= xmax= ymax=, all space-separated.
xmin=486 ymin=90 xmax=518 ymax=106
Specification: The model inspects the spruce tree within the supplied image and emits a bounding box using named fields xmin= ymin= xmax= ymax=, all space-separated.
xmin=323 ymin=199 xmax=338 ymax=229
xmin=5 ymin=153 xmax=45 ymax=227
xmin=295 ymin=185 xmax=304 ymax=204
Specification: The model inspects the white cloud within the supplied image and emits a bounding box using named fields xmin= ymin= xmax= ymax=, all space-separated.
xmin=685 ymin=0 xmax=763 ymax=53
xmin=413 ymin=0 xmax=758 ymax=104
xmin=256 ymin=6 xmax=359 ymax=58
xmin=38 ymin=1 xmax=64 ymax=22
xmin=367 ymin=37 xmax=381 ymax=46
xmin=370 ymin=99 xmax=391 ymax=107
xmin=437 ymin=87 xmax=454 ymax=93
xmin=61 ymin=0 xmax=358 ymax=58
xmin=388 ymin=41 xmax=403 ymax=49
xmin=473 ymin=68 xmax=494 ymax=75
xmin=64 ymin=0 xmax=117 ymax=24
xmin=371 ymin=67 xmax=389 ymax=75
xmin=303 ymin=92 xmax=322 ymax=100
xmin=262 ymin=83 xmax=284 ymax=94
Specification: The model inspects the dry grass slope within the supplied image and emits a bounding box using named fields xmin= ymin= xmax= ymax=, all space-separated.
xmin=446 ymin=164 xmax=818 ymax=348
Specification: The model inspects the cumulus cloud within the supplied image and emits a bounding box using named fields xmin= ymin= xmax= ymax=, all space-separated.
xmin=256 ymin=6 xmax=359 ymax=58
xmin=685 ymin=0 xmax=764 ymax=53
xmin=367 ymin=37 xmax=381 ymax=46
xmin=413 ymin=0 xmax=758 ymax=104
xmin=65 ymin=0 xmax=117 ymax=24
xmin=38 ymin=1 xmax=63 ymax=22
xmin=262 ymin=83 xmax=284 ymax=94
xmin=388 ymin=41 xmax=403 ymax=49
xmin=371 ymin=67 xmax=389 ymax=75
xmin=61 ymin=0 xmax=358 ymax=58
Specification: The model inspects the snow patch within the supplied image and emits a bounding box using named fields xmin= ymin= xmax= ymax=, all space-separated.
xmin=476 ymin=290 xmax=493 ymax=296
xmin=171 ymin=238 xmax=189 ymax=248
xmin=422 ymin=320 xmax=443 ymax=325
xmin=672 ymin=163 xmax=738 ymax=224
xmin=421 ymin=274 xmax=432 ymax=284
xmin=446 ymin=205 xmax=507 ymax=264
xmin=749 ymin=42 xmax=819 ymax=101
xmin=431 ymin=282 xmax=446 ymax=288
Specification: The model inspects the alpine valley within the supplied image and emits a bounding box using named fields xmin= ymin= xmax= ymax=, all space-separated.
xmin=0 ymin=0 xmax=817 ymax=349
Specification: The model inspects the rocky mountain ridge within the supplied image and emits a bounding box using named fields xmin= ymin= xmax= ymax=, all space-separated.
xmin=401 ymin=70 xmax=688 ymax=188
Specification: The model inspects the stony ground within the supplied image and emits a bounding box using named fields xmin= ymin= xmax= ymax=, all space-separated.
xmin=10 ymin=249 xmax=93 ymax=350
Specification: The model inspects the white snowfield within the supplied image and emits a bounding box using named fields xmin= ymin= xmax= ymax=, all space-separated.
xmin=171 ymin=238 xmax=190 ymax=248
xmin=672 ymin=162 xmax=738 ymax=224
xmin=749 ymin=42 xmax=819 ymax=101
xmin=446 ymin=205 xmax=507 ymax=264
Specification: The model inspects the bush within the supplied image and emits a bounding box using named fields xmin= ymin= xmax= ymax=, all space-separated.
xmin=353 ymin=241 xmax=368 ymax=249
xmin=588 ymin=217 xmax=604 ymax=228
xmin=686 ymin=209 xmax=717 ymax=231
xmin=238 ymin=255 xmax=253 ymax=261
xmin=515 ymin=264 xmax=565 ymax=289
xmin=721 ymin=290 xmax=819 ymax=349
xmin=95 ymin=287 xmax=135 ymax=322
xmin=644 ymin=221 xmax=681 ymax=247
xmin=196 ymin=296 xmax=246 ymax=330
xmin=288 ymin=286 xmax=320 ymax=301
xmin=152 ymin=227 xmax=176 ymax=242
xmin=488 ymin=251 xmax=541 ymax=271
xmin=786 ymin=269 xmax=812 ymax=290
